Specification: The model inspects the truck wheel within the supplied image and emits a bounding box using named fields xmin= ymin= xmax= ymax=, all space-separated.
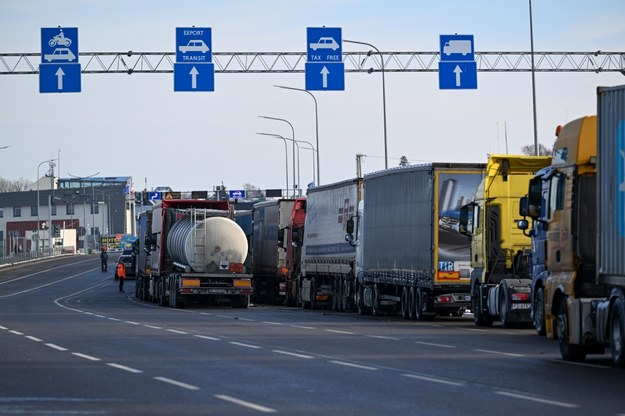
xmin=401 ymin=287 xmax=410 ymax=319
xmin=534 ymin=287 xmax=546 ymax=336
xmin=408 ymin=287 xmax=416 ymax=320
xmin=415 ymin=288 xmax=425 ymax=321
xmin=610 ymin=298 xmax=625 ymax=368
xmin=372 ymin=285 xmax=381 ymax=316
xmin=557 ymin=298 xmax=587 ymax=362
xmin=500 ymin=283 xmax=511 ymax=329
xmin=357 ymin=285 xmax=371 ymax=315
xmin=472 ymin=282 xmax=493 ymax=327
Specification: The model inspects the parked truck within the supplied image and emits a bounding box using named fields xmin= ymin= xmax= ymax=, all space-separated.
xmin=252 ymin=198 xmax=303 ymax=304
xmin=282 ymin=198 xmax=306 ymax=306
xmin=519 ymin=85 xmax=625 ymax=366
xmin=459 ymin=155 xmax=551 ymax=328
xmin=135 ymin=199 xmax=252 ymax=308
xmin=346 ymin=163 xmax=485 ymax=318
xmin=299 ymin=178 xmax=363 ymax=310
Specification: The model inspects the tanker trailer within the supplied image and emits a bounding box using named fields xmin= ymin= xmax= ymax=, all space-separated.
xmin=140 ymin=199 xmax=253 ymax=308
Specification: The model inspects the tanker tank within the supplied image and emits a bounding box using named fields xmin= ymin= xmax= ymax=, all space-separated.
xmin=166 ymin=216 xmax=248 ymax=273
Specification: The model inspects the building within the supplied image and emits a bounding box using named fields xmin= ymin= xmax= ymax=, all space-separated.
xmin=0 ymin=175 xmax=135 ymax=255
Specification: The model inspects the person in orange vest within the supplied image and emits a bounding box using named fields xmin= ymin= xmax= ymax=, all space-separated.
xmin=116 ymin=261 xmax=126 ymax=292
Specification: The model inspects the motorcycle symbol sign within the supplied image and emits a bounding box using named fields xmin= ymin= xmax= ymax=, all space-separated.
xmin=41 ymin=27 xmax=78 ymax=64
xmin=48 ymin=29 xmax=72 ymax=47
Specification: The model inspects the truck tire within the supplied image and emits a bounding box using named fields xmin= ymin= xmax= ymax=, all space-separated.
xmin=557 ymin=297 xmax=587 ymax=362
xmin=472 ymin=282 xmax=493 ymax=327
xmin=372 ymin=284 xmax=381 ymax=316
xmin=408 ymin=287 xmax=416 ymax=320
xmin=357 ymin=285 xmax=372 ymax=315
xmin=415 ymin=288 xmax=425 ymax=321
xmin=401 ymin=287 xmax=410 ymax=319
xmin=610 ymin=298 xmax=625 ymax=368
xmin=500 ymin=283 xmax=511 ymax=329
xmin=534 ymin=287 xmax=546 ymax=336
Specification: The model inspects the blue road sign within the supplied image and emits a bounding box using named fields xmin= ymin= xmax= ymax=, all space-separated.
xmin=306 ymin=27 xmax=344 ymax=91
xmin=176 ymin=27 xmax=212 ymax=63
xmin=229 ymin=190 xmax=246 ymax=199
xmin=39 ymin=63 xmax=81 ymax=93
xmin=40 ymin=27 xmax=81 ymax=94
xmin=306 ymin=63 xmax=345 ymax=91
xmin=148 ymin=191 xmax=161 ymax=202
xmin=438 ymin=61 xmax=477 ymax=90
xmin=440 ymin=34 xmax=474 ymax=61
xmin=174 ymin=63 xmax=215 ymax=91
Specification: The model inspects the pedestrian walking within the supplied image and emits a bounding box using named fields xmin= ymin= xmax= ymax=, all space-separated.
xmin=100 ymin=249 xmax=108 ymax=272
xmin=117 ymin=261 xmax=126 ymax=292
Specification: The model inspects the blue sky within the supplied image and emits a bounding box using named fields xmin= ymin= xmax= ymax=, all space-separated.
xmin=1 ymin=0 xmax=624 ymax=192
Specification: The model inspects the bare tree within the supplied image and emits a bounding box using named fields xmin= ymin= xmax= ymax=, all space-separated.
xmin=0 ymin=177 xmax=33 ymax=192
xmin=521 ymin=144 xmax=552 ymax=156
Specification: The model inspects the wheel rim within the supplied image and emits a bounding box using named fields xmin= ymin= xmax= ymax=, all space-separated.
xmin=534 ymin=288 xmax=545 ymax=333
xmin=613 ymin=308 xmax=623 ymax=359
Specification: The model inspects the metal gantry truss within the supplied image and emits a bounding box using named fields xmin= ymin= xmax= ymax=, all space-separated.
xmin=1 ymin=51 xmax=624 ymax=74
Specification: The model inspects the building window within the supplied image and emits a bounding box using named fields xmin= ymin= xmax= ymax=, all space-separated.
xmin=66 ymin=203 xmax=75 ymax=216
xmin=13 ymin=207 xmax=21 ymax=217
xmin=0 ymin=207 xmax=3 ymax=218
xmin=31 ymin=206 xmax=38 ymax=216
xmin=51 ymin=205 xmax=57 ymax=216
xmin=90 ymin=202 xmax=99 ymax=215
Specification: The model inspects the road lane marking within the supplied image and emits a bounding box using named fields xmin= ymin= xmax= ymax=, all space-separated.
xmin=238 ymin=318 xmax=256 ymax=322
xmin=229 ymin=341 xmax=261 ymax=349
xmin=166 ymin=329 xmax=188 ymax=335
xmin=0 ymin=325 xmax=8 ymax=330
xmin=495 ymin=391 xmax=578 ymax=408
xmin=107 ymin=363 xmax=143 ymax=374
xmin=366 ymin=335 xmax=400 ymax=340
xmin=550 ymin=359 xmax=609 ymax=369
xmin=154 ymin=377 xmax=200 ymax=391
xmin=125 ymin=321 xmax=140 ymax=325
xmin=215 ymin=394 xmax=276 ymax=413
xmin=402 ymin=373 xmax=464 ymax=386
xmin=107 ymin=317 xmax=121 ymax=322
xmin=195 ymin=335 xmax=221 ymax=341
xmin=272 ymin=350 xmax=314 ymax=359
xmin=143 ymin=325 xmax=162 ymax=329
xmin=25 ymin=336 xmax=43 ymax=342
xmin=325 ymin=329 xmax=355 ymax=335
xmin=474 ymin=349 xmax=525 ymax=357
xmin=3 ymin=269 xmax=94 ymax=298
xmin=262 ymin=321 xmax=284 ymax=326
xmin=93 ymin=314 xmax=106 ymax=318
xmin=0 ymin=258 xmax=94 ymax=286
xmin=291 ymin=325 xmax=315 ymax=330
xmin=460 ymin=328 xmax=489 ymax=333
xmin=72 ymin=352 xmax=101 ymax=361
xmin=415 ymin=341 xmax=456 ymax=348
xmin=9 ymin=330 xmax=23 ymax=335
xmin=45 ymin=343 xmax=68 ymax=351
xmin=329 ymin=360 xmax=377 ymax=371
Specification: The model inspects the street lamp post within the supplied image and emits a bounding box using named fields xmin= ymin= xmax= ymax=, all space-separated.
xmin=274 ymin=85 xmax=320 ymax=185
xmin=296 ymin=139 xmax=316 ymax=187
xmin=36 ymin=159 xmax=55 ymax=254
xmin=68 ymin=172 xmax=99 ymax=254
xmin=343 ymin=39 xmax=388 ymax=169
xmin=529 ymin=0 xmax=539 ymax=156
xmin=259 ymin=116 xmax=297 ymax=197
xmin=257 ymin=132 xmax=290 ymax=196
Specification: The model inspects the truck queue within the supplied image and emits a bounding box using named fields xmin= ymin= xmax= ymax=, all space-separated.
xmin=131 ymin=85 xmax=625 ymax=368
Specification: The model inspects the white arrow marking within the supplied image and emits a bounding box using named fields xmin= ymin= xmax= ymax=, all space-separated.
xmin=190 ymin=66 xmax=199 ymax=89
xmin=55 ymin=67 xmax=65 ymax=90
xmin=453 ymin=65 xmax=462 ymax=87
xmin=320 ymin=66 xmax=330 ymax=88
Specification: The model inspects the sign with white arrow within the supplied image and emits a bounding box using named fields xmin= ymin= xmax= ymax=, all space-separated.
xmin=174 ymin=27 xmax=214 ymax=92
xmin=438 ymin=34 xmax=477 ymax=90
xmin=305 ymin=27 xmax=344 ymax=91
xmin=39 ymin=27 xmax=81 ymax=93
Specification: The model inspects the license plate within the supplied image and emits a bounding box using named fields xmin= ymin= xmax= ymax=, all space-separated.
xmin=511 ymin=303 xmax=531 ymax=310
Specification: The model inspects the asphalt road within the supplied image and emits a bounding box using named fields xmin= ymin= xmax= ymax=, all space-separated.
xmin=0 ymin=255 xmax=623 ymax=415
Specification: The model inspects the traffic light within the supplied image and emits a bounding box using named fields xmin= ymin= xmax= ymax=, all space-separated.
xmin=53 ymin=224 xmax=61 ymax=238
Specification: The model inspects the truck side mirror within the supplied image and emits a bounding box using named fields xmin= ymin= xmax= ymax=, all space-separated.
xmin=277 ymin=227 xmax=286 ymax=248
xmin=459 ymin=205 xmax=471 ymax=236
xmin=517 ymin=219 xmax=529 ymax=231
xmin=519 ymin=196 xmax=529 ymax=217
xmin=346 ymin=218 xmax=354 ymax=234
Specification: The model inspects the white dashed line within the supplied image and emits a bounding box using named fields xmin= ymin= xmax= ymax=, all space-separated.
xmin=460 ymin=328 xmax=489 ymax=333
xmin=329 ymin=360 xmax=377 ymax=371
xmin=9 ymin=330 xmax=24 ymax=335
xmin=72 ymin=352 xmax=101 ymax=361
xmin=107 ymin=317 xmax=121 ymax=322
xmin=229 ymin=341 xmax=261 ymax=349
xmin=291 ymin=325 xmax=315 ymax=330
xmin=550 ymin=359 xmax=609 ymax=369
xmin=94 ymin=314 xmax=106 ymax=318
xmin=238 ymin=318 xmax=256 ymax=322
xmin=272 ymin=350 xmax=314 ymax=359
xmin=45 ymin=343 xmax=68 ymax=352
xmin=215 ymin=394 xmax=276 ymax=413
xmin=167 ymin=329 xmax=188 ymax=335
xmin=325 ymin=329 xmax=355 ymax=335
xmin=0 ymin=325 xmax=8 ymax=330
xmin=366 ymin=335 xmax=401 ymax=340
xmin=402 ymin=373 xmax=465 ymax=386
xmin=194 ymin=335 xmax=221 ymax=341
xmin=25 ymin=336 xmax=43 ymax=342
xmin=262 ymin=321 xmax=284 ymax=326
xmin=107 ymin=363 xmax=143 ymax=374
xmin=154 ymin=376 xmax=200 ymax=391
xmin=125 ymin=321 xmax=140 ymax=325
xmin=143 ymin=325 xmax=162 ymax=330
xmin=415 ymin=341 xmax=456 ymax=348
xmin=495 ymin=391 xmax=578 ymax=408
xmin=474 ymin=349 xmax=525 ymax=357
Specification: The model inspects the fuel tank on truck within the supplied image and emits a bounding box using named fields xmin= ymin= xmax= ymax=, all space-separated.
xmin=166 ymin=216 xmax=248 ymax=273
